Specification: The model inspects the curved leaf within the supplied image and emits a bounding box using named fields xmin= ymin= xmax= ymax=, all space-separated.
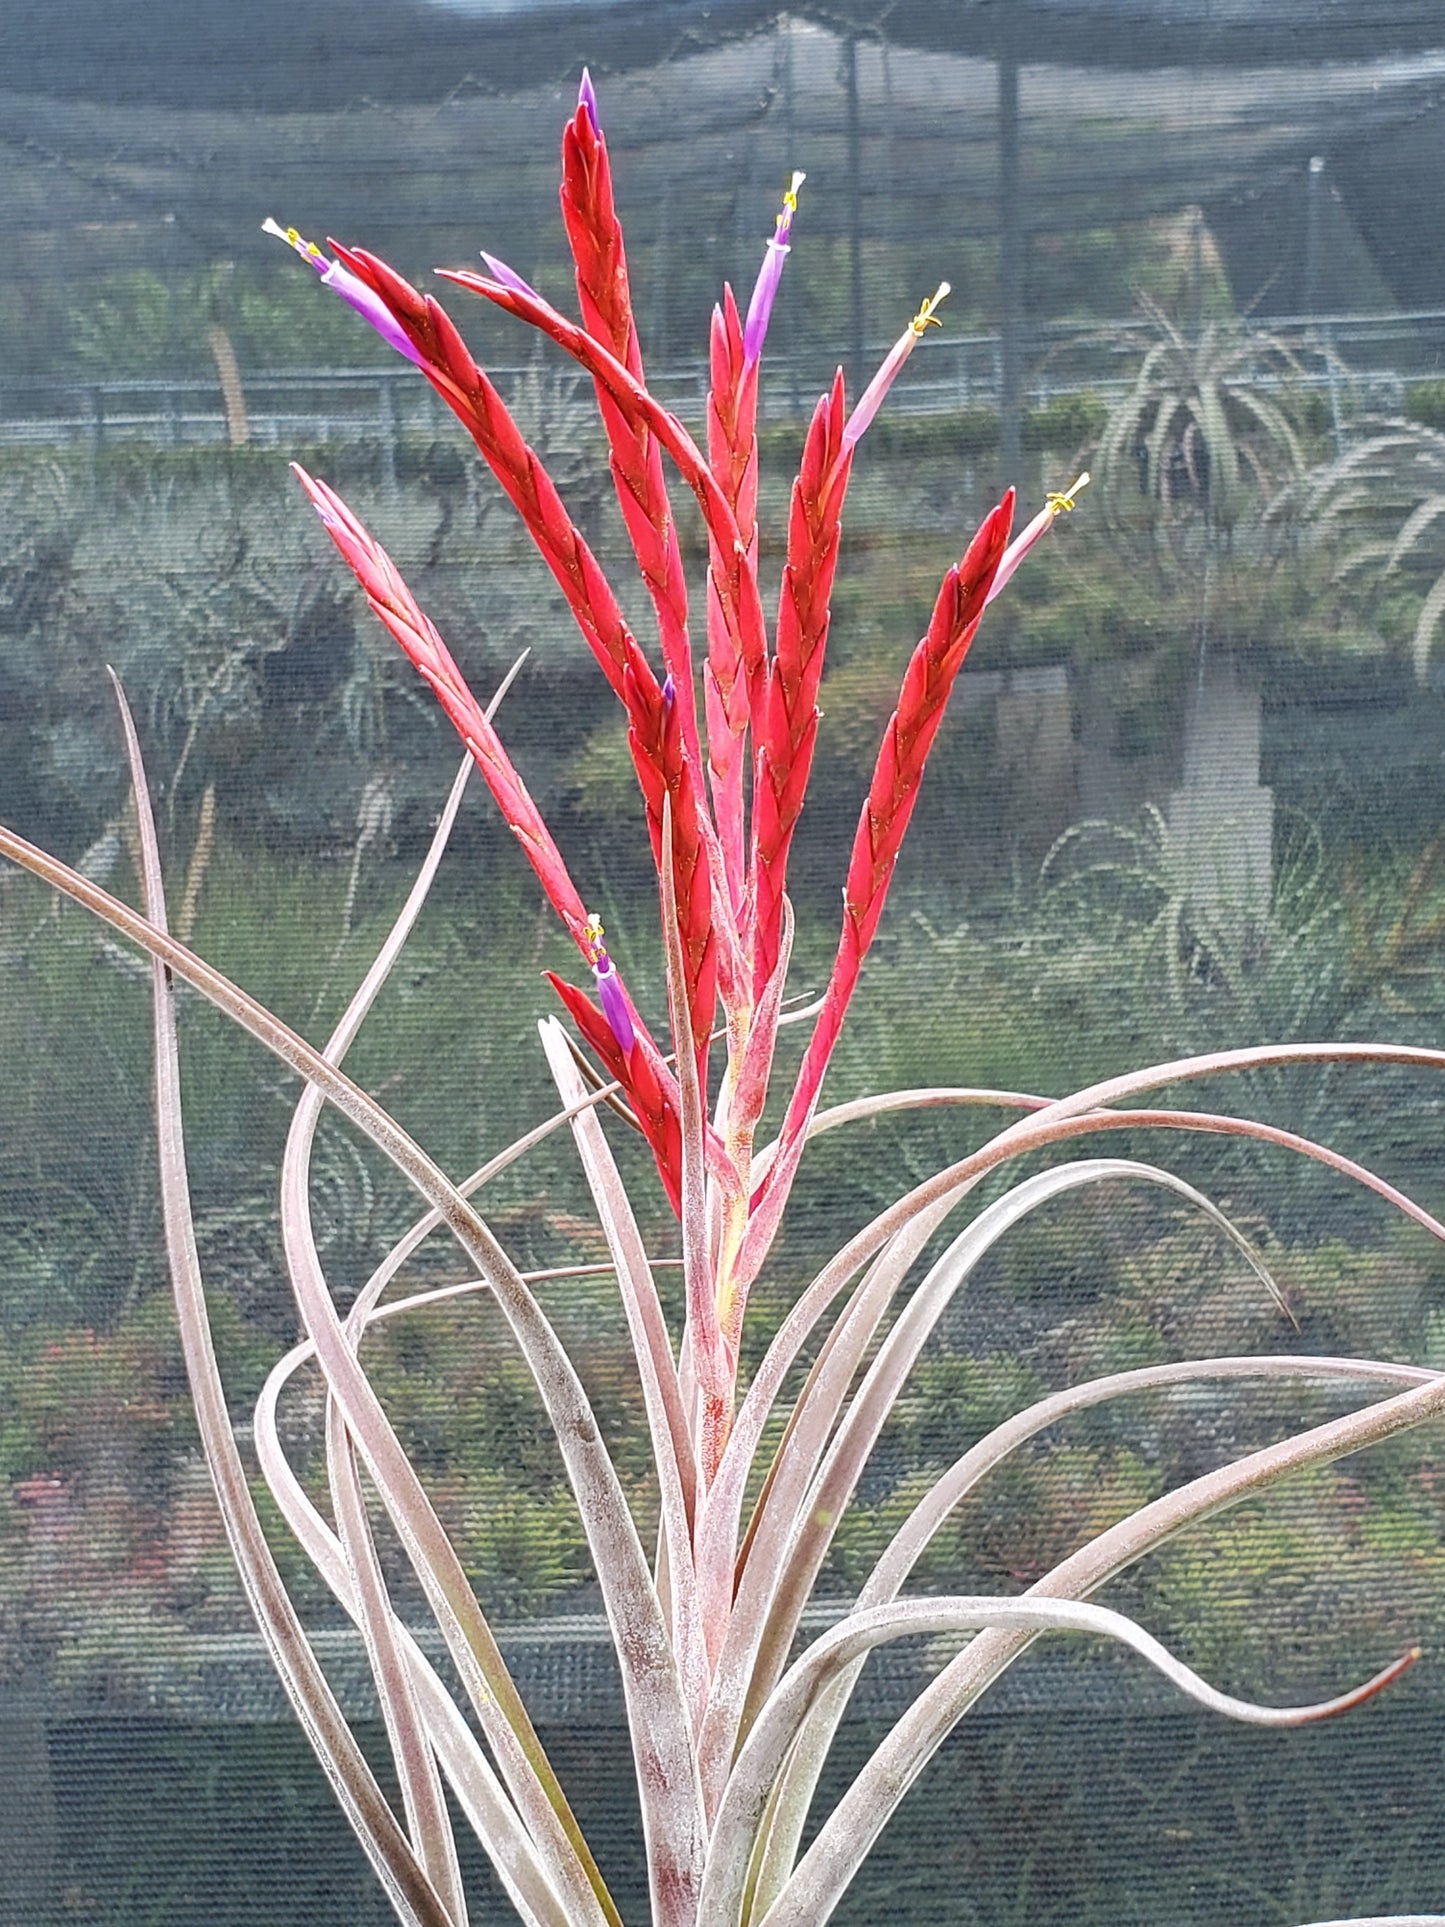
xmin=731 ymin=1158 xmax=1288 ymax=1760
xmin=760 ymin=1367 xmax=1445 ymax=1927
xmin=748 ymin=1353 xmax=1435 ymax=1920
xmin=110 ymin=679 xmax=456 ymax=1927
xmin=254 ymin=1288 xmax=580 ymax=1927
xmin=704 ymin=1594 xmax=1415 ymax=1927
xmin=0 ymin=812 xmax=707 ymax=1927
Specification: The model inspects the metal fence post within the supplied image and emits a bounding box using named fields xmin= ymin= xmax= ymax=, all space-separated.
xmin=380 ymin=373 xmax=398 ymax=500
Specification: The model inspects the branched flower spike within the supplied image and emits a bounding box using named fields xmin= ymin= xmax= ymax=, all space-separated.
xmin=278 ymin=79 xmax=1067 ymax=1453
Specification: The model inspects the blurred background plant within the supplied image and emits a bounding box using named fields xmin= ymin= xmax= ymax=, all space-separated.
xmin=1278 ymin=417 xmax=1445 ymax=681
xmin=1081 ymin=204 xmax=1330 ymax=575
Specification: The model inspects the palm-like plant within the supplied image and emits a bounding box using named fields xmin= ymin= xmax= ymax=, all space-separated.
xmin=5 ymin=75 xmax=1445 ymax=1927
xmin=1282 ymin=418 xmax=1445 ymax=680
xmin=1093 ymin=291 xmax=1312 ymax=565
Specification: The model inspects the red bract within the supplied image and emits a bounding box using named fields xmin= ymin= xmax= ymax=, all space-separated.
xmin=739 ymin=495 xmax=1015 ymax=1291
xmin=704 ymin=287 xmax=760 ymax=914
xmin=752 ymin=370 xmax=853 ymax=994
xmin=291 ymin=462 xmax=691 ymax=1207
xmin=560 ymin=89 xmax=700 ymax=774
xmin=284 ymin=82 xmax=1052 ymax=1469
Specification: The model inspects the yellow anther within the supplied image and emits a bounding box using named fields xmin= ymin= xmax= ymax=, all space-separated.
xmin=263 ymin=216 xmax=324 ymax=263
xmin=1046 ymin=470 xmax=1091 ymax=515
xmin=582 ymin=912 xmax=606 ymax=961
xmin=777 ymin=170 xmax=806 ymax=229
xmin=909 ymin=282 xmax=951 ymax=336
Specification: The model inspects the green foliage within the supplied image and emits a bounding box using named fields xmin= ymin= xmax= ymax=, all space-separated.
xmin=11 ymin=754 xmax=1445 ymax=1697
xmin=447 ymin=1471 xmax=590 ymax=1622
xmin=69 ymin=273 xmax=195 ymax=377
xmin=1089 ymin=292 xmax=1323 ymax=580
xmin=798 ymin=393 xmax=1107 ymax=470
xmin=0 ymin=819 xmax=596 ymax=1339
xmin=5 ymin=222 xmax=1444 ymax=1920
xmin=20 ymin=264 xmax=397 ymax=385
xmin=797 ymin=779 xmax=1445 ymax=1694
xmin=1023 ymin=391 xmax=1108 ymax=454
xmin=0 ymin=424 xmax=624 ymax=852
xmin=814 ymin=1211 xmax=1445 ymax=1690
xmin=845 ymin=407 xmax=999 ymax=462
xmin=1283 ymin=419 xmax=1445 ymax=680
xmin=1142 ymin=1452 xmax=1445 ymax=1697
xmin=1404 ymin=379 xmax=1445 ymax=432
xmin=0 ymin=1309 xmax=233 ymax=1688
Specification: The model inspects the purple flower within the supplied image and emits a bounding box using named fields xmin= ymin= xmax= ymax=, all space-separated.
xmin=479 ymin=252 xmax=542 ymax=305
xmin=742 ymin=171 xmax=805 ymax=369
xmin=842 ymin=283 xmax=949 ymax=449
xmin=263 ymin=219 xmax=424 ymax=367
xmin=986 ymin=472 xmax=1090 ymax=605
xmin=578 ymin=68 xmax=600 ymax=135
xmin=593 ymin=957 xmax=636 ymax=1054
xmin=582 ymin=914 xmax=636 ymax=1054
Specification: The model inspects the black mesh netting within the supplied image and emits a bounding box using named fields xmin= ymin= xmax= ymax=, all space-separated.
xmin=5 ymin=4 xmax=1445 ymax=1922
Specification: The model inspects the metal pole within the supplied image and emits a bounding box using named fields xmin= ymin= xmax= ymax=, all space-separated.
xmin=998 ymin=45 xmax=1023 ymax=476
xmin=1303 ymin=154 xmax=1325 ymax=323
xmin=381 ymin=374 xmax=398 ymax=501
xmin=164 ymin=212 xmax=180 ymax=448
xmin=1303 ymin=156 xmax=1343 ymax=452
xmin=844 ymin=35 xmax=865 ymax=394
xmin=782 ymin=15 xmax=801 ymax=417
xmin=1189 ymin=206 xmax=1205 ymax=344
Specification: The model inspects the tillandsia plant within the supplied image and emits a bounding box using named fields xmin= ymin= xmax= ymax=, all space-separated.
xmin=8 ymin=70 xmax=1445 ymax=1927
xmin=1278 ymin=417 xmax=1445 ymax=681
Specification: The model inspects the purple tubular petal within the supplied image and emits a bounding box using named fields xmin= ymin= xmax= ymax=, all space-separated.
xmin=742 ymin=240 xmax=789 ymax=368
xmin=479 ymin=251 xmax=543 ymax=304
xmin=842 ymin=283 xmax=950 ymax=449
xmin=593 ymin=958 xmax=636 ymax=1053
xmin=841 ymin=338 xmax=910 ymax=449
xmin=985 ymin=503 xmax=1054 ymax=605
xmin=578 ymin=67 xmax=600 ymax=134
xmin=320 ymin=261 xmax=425 ymax=367
xmin=742 ymin=174 xmax=804 ymax=369
xmin=986 ymin=477 xmax=1088 ymax=604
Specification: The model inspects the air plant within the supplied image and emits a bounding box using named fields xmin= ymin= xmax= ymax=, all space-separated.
xmin=1092 ymin=291 xmax=1312 ymax=564
xmin=6 ymin=71 xmax=1445 ymax=1927
xmin=1279 ymin=417 xmax=1445 ymax=680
